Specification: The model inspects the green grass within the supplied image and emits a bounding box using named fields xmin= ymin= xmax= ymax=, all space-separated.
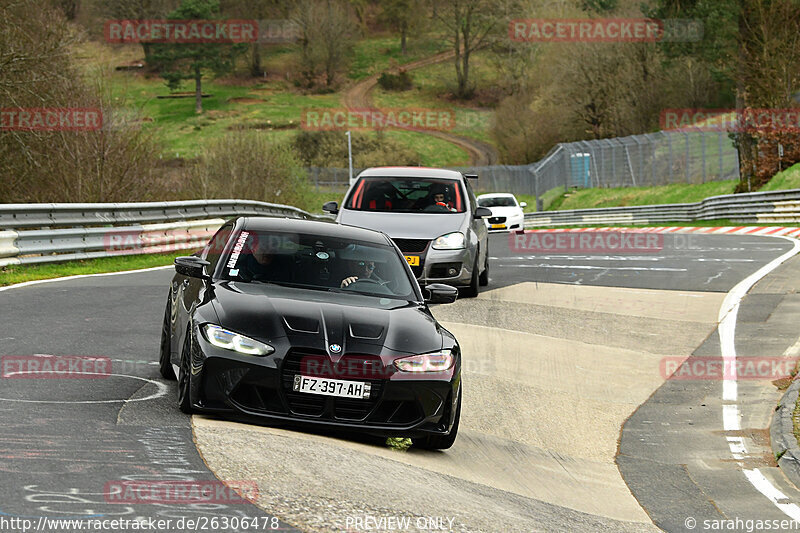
xmin=383 ymin=130 xmax=469 ymax=166
xmin=373 ymin=87 xmax=493 ymax=144
xmin=109 ymin=74 xmax=341 ymax=158
xmin=484 ymin=182 xmax=738 ymax=213
xmin=0 ymin=252 xmax=188 ymax=287
xmin=371 ymin=49 xmax=496 ymax=145
xmin=349 ymin=36 xmax=449 ymax=80
xmin=301 ymin=188 xmax=348 ymax=211
xmin=760 ymin=162 xmax=800 ymax=191
xmin=91 ymin=39 xmax=478 ymax=166
xmin=538 ymin=181 xmax=738 ymax=211
xmin=386 ymin=437 xmax=413 ymax=450
xmin=508 ymin=188 xmax=567 ymax=212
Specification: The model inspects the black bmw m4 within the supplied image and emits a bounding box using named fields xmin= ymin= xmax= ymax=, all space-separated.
xmin=159 ymin=217 xmax=462 ymax=449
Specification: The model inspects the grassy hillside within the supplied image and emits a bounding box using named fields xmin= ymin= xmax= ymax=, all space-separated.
xmin=504 ymin=181 xmax=738 ymax=212
xmin=89 ymin=40 xmax=475 ymax=166
xmin=760 ymin=163 xmax=800 ymax=191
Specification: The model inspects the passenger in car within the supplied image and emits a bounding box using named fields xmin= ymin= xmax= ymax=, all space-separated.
xmin=239 ymin=238 xmax=293 ymax=283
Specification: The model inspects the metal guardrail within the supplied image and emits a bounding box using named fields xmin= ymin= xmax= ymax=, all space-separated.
xmin=2 ymin=190 xmax=798 ymax=266
xmin=0 ymin=200 xmax=331 ymax=267
xmin=524 ymin=189 xmax=800 ymax=227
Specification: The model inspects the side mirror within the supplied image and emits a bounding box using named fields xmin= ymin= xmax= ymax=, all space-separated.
xmin=474 ymin=206 xmax=492 ymax=219
xmin=323 ymin=201 xmax=339 ymax=214
xmin=425 ymin=283 xmax=458 ymax=304
xmin=175 ymin=256 xmax=211 ymax=280
xmin=519 ymin=202 xmax=527 ymax=208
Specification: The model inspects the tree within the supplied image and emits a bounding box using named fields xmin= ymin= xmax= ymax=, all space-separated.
xmin=0 ymin=0 xmax=166 ymax=202
xmin=646 ymin=0 xmax=800 ymax=190
xmin=432 ymin=0 xmax=503 ymax=99
xmin=150 ymin=0 xmax=248 ymax=113
xmin=291 ymin=0 xmax=356 ymax=89
xmin=57 ymin=0 xmax=79 ymax=19
xmin=100 ymin=0 xmax=180 ymax=64
xmin=219 ymin=0 xmax=284 ymax=77
xmin=380 ymin=0 xmax=425 ymax=54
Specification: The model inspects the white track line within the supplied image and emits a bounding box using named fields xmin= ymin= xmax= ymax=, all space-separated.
xmin=718 ymin=235 xmax=800 ymax=520
xmin=0 ymin=265 xmax=172 ymax=293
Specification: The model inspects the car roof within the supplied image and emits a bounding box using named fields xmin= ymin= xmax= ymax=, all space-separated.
xmin=239 ymin=217 xmax=390 ymax=245
xmin=477 ymin=192 xmax=516 ymax=198
xmin=357 ymin=166 xmax=465 ymax=180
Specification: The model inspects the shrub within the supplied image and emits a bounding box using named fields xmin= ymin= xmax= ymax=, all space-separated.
xmin=183 ymin=131 xmax=311 ymax=209
xmin=292 ymin=131 xmax=420 ymax=168
xmin=377 ymin=70 xmax=414 ymax=91
xmin=0 ymin=0 xmax=166 ymax=203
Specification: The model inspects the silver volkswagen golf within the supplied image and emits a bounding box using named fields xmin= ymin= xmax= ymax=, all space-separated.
xmin=323 ymin=167 xmax=491 ymax=297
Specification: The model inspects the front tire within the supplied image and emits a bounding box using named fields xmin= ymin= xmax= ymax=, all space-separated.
xmin=462 ymin=255 xmax=480 ymax=298
xmin=479 ymin=251 xmax=489 ymax=287
xmin=414 ymin=392 xmax=461 ymax=450
xmin=159 ymin=298 xmax=176 ymax=380
xmin=177 ymin=329 xmax=193 ymax=414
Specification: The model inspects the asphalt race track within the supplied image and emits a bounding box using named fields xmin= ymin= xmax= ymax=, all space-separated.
xmin=1 ymin=232 xmax=799 ymax=532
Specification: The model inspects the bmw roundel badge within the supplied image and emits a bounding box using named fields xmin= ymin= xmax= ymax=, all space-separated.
xmin=329 ymin=343 xmax=342 ymax=353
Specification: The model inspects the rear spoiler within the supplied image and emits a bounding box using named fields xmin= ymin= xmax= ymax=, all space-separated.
xmin=464 ymin=173 xmax=478 ymax=180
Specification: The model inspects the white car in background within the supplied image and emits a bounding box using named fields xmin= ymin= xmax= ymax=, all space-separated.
xmin=476 ymin=193 xmax=527 ymax=232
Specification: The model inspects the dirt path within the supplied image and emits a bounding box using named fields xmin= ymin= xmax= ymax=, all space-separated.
xmin=342 ymin=50 xmax=499 ymax=166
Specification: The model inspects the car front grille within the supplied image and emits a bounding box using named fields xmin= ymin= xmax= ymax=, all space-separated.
xmin=280 ymin=351 xmax=384 ymax=421
xmin=392 ymin=238 xmax=430 ymax=253
xmin=488 ymin=216 xmax=507 ymax=224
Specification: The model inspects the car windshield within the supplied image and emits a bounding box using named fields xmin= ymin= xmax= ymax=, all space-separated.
xmin=346 ymin=177 xmax=466 ymax=213
xmin=478 ymin=196 xmax=517 ymax=208
xmin=221 ymin=230 xmax=416 ymax=300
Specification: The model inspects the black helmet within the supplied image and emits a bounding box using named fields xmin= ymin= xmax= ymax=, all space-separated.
xmin=430 ymin=183 xmax=449 ymax=196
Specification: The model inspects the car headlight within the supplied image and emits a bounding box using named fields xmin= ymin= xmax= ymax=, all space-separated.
xmin=394 ymin=350 xmax=455 ymax=373
xmin=432 ymin=232 xmax=465 ymax=250
xmin=202 ymin=324 xmax=274 ymax=356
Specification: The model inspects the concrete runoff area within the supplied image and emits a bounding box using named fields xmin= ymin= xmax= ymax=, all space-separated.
xmin=193 ymin=282 xmax=726 ymax=532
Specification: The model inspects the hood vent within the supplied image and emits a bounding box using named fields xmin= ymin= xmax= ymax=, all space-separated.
xmin=283 ymin=316 xmax=320 ymax=334
xmin=349 ymin=323 xmax=385 ymax=340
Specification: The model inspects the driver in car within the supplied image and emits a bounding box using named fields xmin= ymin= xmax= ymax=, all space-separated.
xmin=427 ymin=184 xmax=457 ymax=212
xmin=340 ymin=259 xmax=381 ymax=288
